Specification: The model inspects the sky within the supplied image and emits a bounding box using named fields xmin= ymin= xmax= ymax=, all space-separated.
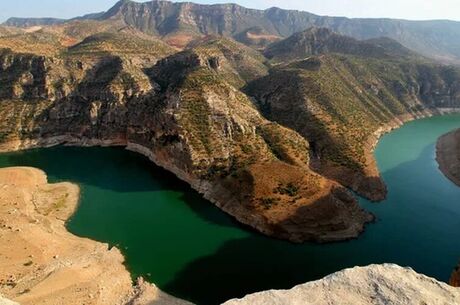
xmin=1 ymin=0 xmax=460 ymax=23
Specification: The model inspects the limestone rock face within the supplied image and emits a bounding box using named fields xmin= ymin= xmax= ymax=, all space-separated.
xmin=222 ymin=264 xmax=460 ymax=305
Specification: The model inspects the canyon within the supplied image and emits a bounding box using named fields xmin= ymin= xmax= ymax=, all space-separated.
xmin=1 ymin=17 xmax=460 ymax=242
xmin=1 ymin=1 xmax=460 ymax=303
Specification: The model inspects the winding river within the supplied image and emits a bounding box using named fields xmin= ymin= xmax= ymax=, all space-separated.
xmin=1 ymin=114 xmax=460 ymax=305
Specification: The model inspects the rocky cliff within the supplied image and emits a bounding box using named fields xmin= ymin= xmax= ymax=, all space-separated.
xmin=222 ymin=264 xmax=460 ymax=305
xmin=0 ymin=30 xmax=375 ymax=243
xmin=0 ymin=23 xmax=460 ymax=242
xmin=436 ymin=128 xmax=460 ymax=187
xmin=246 ymin=29 xmax=460 ymax=200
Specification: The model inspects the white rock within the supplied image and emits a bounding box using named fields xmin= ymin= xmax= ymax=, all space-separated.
xmin=222 ymin=264 xmax=460 ymax=305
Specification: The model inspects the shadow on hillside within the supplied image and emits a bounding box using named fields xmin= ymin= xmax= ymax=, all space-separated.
xmin=160 ymin=143 xmax=460 ymax=305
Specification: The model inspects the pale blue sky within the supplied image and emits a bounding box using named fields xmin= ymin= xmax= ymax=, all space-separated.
xmin=1 ymin=0 xmax=460 ymax=23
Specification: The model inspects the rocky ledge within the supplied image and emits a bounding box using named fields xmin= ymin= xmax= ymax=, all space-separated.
xmin=436 ymin=128 xmax=460 ymax=187
xmin=222 ymin=264 xmax=460 ymax=305
xmin=0 ymin=167 xmax=192 ymax=305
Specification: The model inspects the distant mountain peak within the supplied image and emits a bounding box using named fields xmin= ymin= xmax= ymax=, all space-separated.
xmin=264 ymin=26 xmax=416 ymax=61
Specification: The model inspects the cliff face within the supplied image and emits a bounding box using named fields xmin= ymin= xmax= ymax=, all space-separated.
xmin=0 ymin=33 xmax=375 ymax=243
xmin=0 ymin=24 xmax=460 ymax=242
xmin=246 ymin=33 xmax=460 ymax=200
xmin=436 ymin=128 xmax=460 ymax=187
xmin=222 ymin=264 xmax=460 ymax=305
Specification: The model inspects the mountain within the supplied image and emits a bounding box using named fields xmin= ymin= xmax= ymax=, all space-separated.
xmin=245 ymin=29 xmax=460 ymax=199
xmin=0 ymin=27 xmax=377 ymax=243
xmin=263 ymin=27 xmax=417 ymax=62
xmin=4 ymin=17 xmax=66 ymax=27
xmin=4 ymin=0 xmax=460 ymax=63
xmin=3 ymin=12 xmax=105 ymax=28
xmin=94 ymin=0 xmax=460 ymax=63
xmin=1 ymin=2 xmax=460 ymax=243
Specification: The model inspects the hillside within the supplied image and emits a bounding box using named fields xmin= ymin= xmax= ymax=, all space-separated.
xmin=246 ymin=31 xmax=460 ymax=199
xmin=264 ymin=27 xmax=418 ymax=62
xmin=0 ymin=30 xmax=375 ymax=242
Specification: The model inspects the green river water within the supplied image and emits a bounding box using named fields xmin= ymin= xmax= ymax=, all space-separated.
xmin=0 ymin=114 xmax=460 ymax=305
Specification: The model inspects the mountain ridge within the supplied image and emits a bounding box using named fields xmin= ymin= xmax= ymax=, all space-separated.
xmin=3 ymin=0 xmax=460 ymax=63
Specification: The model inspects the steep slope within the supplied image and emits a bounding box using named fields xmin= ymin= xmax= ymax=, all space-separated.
xmin=222 ymin=264 xmax=460 ymax=305
xmin=186 ymin=36 xmax=269 ymax=87
xmin=246 ymin=31 xmax=460 ymax=200
xmin=436 ymin=128 xmax=460 ymax=187
xmin=0 ymin=35 xmax=373 ymax=242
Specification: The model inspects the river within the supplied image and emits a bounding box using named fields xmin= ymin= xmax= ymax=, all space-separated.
xmin=0 ymin=114 xmax=459 ymax=305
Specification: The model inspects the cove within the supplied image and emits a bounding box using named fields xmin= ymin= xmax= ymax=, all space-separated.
xmin=0 ymin=114 xmax=460 ymax=305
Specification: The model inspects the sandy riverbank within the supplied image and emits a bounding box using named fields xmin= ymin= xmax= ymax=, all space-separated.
xmin=0 ymin=167 xmax=192 ymax=305
xmin=436 ymin=128 xmax=460 ymax=187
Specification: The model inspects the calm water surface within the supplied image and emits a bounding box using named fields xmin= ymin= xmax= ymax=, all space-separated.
xmin=0 ymin=114 xmax=460 ymax=305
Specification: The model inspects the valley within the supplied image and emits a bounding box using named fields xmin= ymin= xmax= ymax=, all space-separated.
xmin=1 ymin=1 xmax=460 ymax=304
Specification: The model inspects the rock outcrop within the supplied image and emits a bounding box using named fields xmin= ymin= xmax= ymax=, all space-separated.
xmin=222 ymin=264 xmax=460 ymax=305
xmin=0 ymin=167 xmax=192 ymax=305
xmin=246 ymin=31 xmax=460 ymax=201
xmin=0 ymin=30 xmax=377 ymax=243
xmin=437 ymin=128 xmax=460 ymax=187
xmin=0 ymin=21 xmax=459 ymax=243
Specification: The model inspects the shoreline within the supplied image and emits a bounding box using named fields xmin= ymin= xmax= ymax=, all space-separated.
xmin=0 ymin=136 xmax=374 ymax=243
xmin=436 ymin=128 xmax=460 ymax=187
xmin=0 ymin=109 xmax=457 ymax=246
xmin=0 ymin=167 xmax=192 ymax=305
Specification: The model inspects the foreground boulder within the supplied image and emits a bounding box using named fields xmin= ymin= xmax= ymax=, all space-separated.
xmin=222 ymin=264 xmax=460 ymax=305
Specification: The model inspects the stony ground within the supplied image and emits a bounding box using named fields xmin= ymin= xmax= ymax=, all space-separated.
xmin=222 ymin=264 xmax=460 ymax=305
xmin=0 ymin=167 xmax=192 ymax=305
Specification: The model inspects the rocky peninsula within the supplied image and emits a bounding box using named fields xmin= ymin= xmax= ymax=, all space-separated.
xmin=436 ymin=128 xmax=460 ymax=187
xmin=222 ymin=264 xmax=460 ymax=305
xmin=0 ymin=167 xmax=192 ymax=305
